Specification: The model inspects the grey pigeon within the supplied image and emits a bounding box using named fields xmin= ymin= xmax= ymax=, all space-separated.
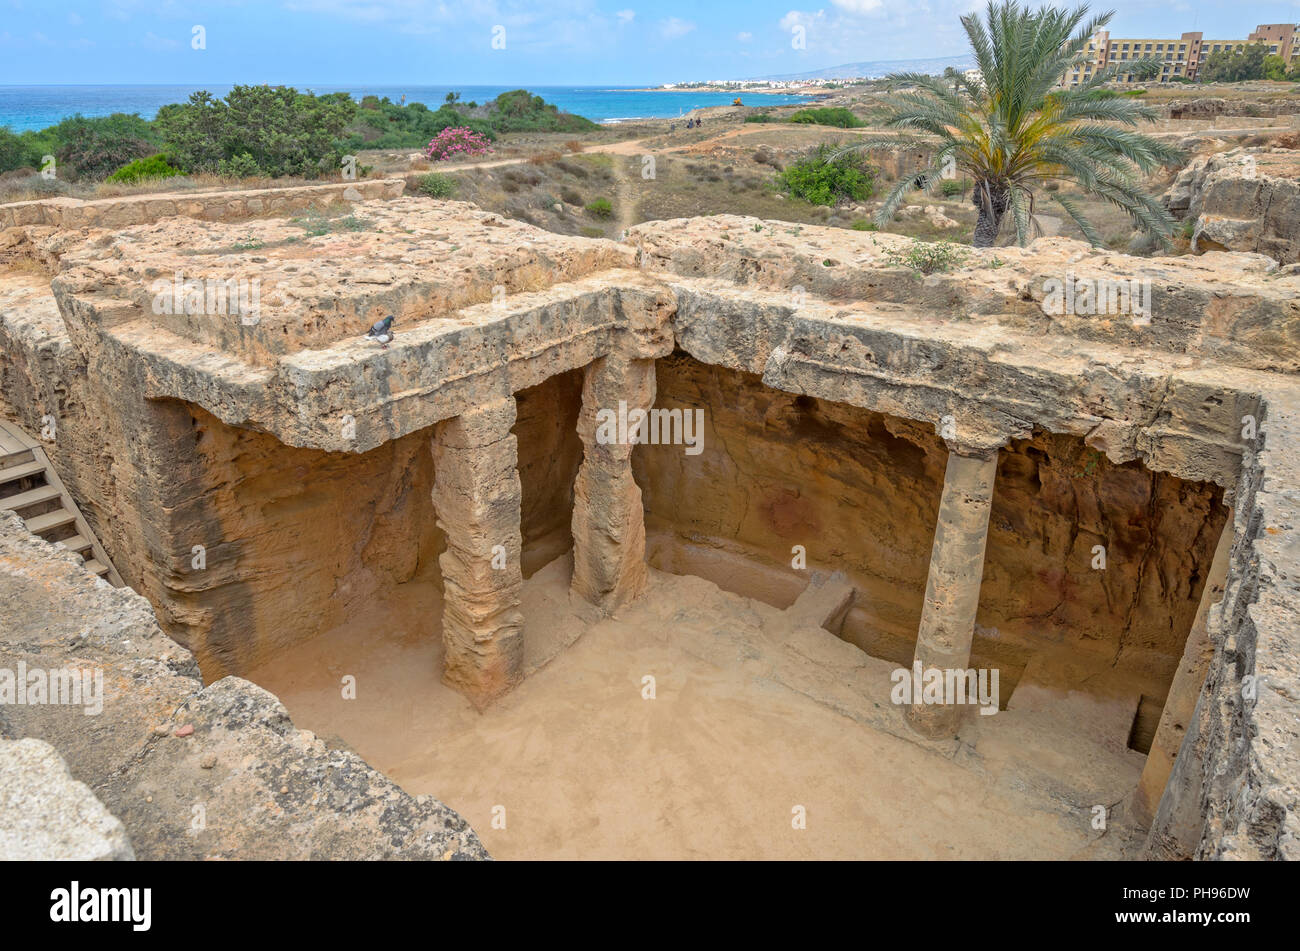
xmin=365 ymin=314 xmax=395 ymax=349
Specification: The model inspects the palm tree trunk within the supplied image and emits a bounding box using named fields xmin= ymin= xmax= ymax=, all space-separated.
xmin=971 ymin=182 xmax=1009 ymax=248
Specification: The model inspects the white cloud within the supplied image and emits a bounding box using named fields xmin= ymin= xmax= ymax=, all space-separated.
xmin=282 ymin=1 xmax=495 ymax=25
xmin=67 ymin=12 xmax=83 ymax=25
xmin=616 ymin=9 xmax=635 ymax=24
xmin=737 ymin=31 xmax=753 ymax=42
xmin=141 ymin=31 xmax=180 ymax=50
xmin=107 ymin=0 xmax=182 ymax=21
xmin=776 ymin=3 xmax=985 ymax=63
xmin=780 ymin=9 xmax=828 ymax=34
xmin=832 ymin=0 xmax=884 ymax=14
xmin=658 ymin=17 xmax=695 ymax=39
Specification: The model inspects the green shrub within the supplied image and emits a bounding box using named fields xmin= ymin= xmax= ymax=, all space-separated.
xmin=776 ymin=145 xmax=875 ymax=206
xmin=743 ymin=113 xmax=776 ymax=123
xmin=486 ymin=90 xmax=598 ymax=133
xmin=787 ymin=107 xmax=863 ymax=128
xmin=157 ymin=86 xmax=357 ymax=179
xmin=940 ymin=178 xmax=965 ymax=197
xmin=882 ymin=239 xmax=970 ymax=275
xmin=416 ymin=173 xmax=456 ymax=198
xmin=50 ymin=113 xmax=159 ymax=180
xmin=850 ymin=219 xmax=876 ymax=231
xmin=106 ymin=152 xmax=181 ymax=184
xmin=0 ymin=127 xmax=36 ymax=173
xmin=585 ymin=197 xmax=613 ymax=219
xmin=218 ymin=152 xmax=261 ymax=178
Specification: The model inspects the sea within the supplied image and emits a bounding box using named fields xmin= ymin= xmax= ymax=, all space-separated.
xmin=0 ymin=85 xmax=815 ymax=133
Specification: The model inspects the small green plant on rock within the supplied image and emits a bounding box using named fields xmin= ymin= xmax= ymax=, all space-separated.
xmin=882 ymin=238 xmax=970 ymax=275
xmin=106 ymin=153 xmax=182 ymax=185
xmin=416 ymin=173 xmax=456 ymax=198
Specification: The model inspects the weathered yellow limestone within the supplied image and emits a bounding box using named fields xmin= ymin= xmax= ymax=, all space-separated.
xmin=1137 ymin=510 xmax=1235 ymax=846
xmin=570 ymin=354 xmax=655 ymax=613
xmin=431 ymin=398 xmax=524 ymax=706
xmin=907 ymin=445 xmax=1000 ymax=738
xmin=2 ymin=186 xmax=1298 ymax=858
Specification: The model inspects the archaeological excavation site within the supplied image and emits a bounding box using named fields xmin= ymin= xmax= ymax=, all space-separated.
xmin=0 ymin=179 xmax=1297 ymax=863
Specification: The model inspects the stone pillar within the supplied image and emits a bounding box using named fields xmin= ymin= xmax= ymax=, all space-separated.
xmin=570 ymin=354 xmax=656 ymax=613
xmin=430 ymin=398 xmax=524 ymax=707
xmin=1136 ymin=511 xmax=1234 ymax=832
xmin=908 ymin=444 xmax=1000 ymax=737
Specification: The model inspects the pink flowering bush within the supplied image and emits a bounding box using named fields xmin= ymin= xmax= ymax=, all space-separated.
xmin=424 ymin=127 xmax=493 ymax=162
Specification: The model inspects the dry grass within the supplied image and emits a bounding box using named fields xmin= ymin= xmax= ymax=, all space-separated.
xmin=0 ymin=256 xmax=49 ymax=279
xmin=528 ymin=150 xmax=566 ymax=165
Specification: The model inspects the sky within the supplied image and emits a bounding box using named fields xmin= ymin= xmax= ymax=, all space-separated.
xmin=2 ymin=1 xmax=1299 ymax=86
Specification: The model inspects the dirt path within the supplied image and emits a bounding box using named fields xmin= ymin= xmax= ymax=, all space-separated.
xmin=607 ymin=152 xmax=639 ymax=235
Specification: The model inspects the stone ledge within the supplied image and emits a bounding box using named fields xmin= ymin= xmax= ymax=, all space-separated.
xmin=0 ymin=179 xmax=408 ymax=231
xmin=0 ymin=737 xmax=134 ymax=860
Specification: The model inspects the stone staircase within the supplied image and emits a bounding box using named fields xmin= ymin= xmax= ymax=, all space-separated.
xmin=0 ymin=420 xmax=122 ymax=587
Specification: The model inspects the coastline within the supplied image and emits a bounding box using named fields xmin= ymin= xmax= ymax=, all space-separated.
xmin=628 ymin=85 xmax=833 ymax=95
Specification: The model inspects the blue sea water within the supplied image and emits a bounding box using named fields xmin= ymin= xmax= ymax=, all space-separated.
xmin=0 ymin=85 xmax=814 ymax=133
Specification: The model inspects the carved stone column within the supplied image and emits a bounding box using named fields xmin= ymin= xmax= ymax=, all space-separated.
xmin=570 ymin=354 xmax=656 ymax=613
xmin=907 ymin=443 xmax=1000 ymax=737
xmin=431 ymin=398 xmax=524 ymax=706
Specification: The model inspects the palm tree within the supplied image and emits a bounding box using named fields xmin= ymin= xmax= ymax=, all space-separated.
xmin=838 ymin=2 xmax=1184 ymax=248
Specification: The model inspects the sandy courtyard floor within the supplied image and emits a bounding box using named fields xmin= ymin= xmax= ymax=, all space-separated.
xmin=247 ymin=559 xmax=1148 ymax=860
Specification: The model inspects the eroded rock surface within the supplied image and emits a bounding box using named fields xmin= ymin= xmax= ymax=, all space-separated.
xmin=1164 ymin=147 xmax=1300 ymax=264
xmin=0 ymin=510 xmax=489 ymax=860
xmin=0 ymin=737 xmax=134 ymax=860
xmin=1 ymin=185 xmax=1299 ymax=860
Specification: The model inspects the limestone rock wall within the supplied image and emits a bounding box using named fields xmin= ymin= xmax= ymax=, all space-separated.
xmin=1147 ymin=385 xmax=1300 ymax=860
xmin=513 ymin=368 xmax=584 ymax=578
xmin=0 ymin=179 xmax=407 ymax=231
xmin=637 ymin=354 xmax=1229 ymax=701
xmin=0 ymin=315 xmax=445 ymax=680
xmin=1165 ymin=148 xmax=1300 ymax=264
xmin=1167 ymin=99 xmax=1300 ymax=121
xmin=0 ymin=509 xmax=487 ymax=860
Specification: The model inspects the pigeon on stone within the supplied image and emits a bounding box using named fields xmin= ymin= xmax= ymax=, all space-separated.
xmin=365 ymin=315 xmax=395 ymax=350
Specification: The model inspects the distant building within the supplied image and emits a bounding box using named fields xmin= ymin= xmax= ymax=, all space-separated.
xmin=1058 ymin=22 xmax=1299 ymax=86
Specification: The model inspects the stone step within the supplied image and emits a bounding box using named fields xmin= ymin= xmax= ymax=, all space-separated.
xmin=25 ymin=508 xmax=77 ymax=535
xmin=1003 ymin=654 xmax=1143 ymax=753
xmin=0 ymin=420 xmax=123 ymax=588
xmin=57 ymin=534 xmax=93 ymax=555
xmin=0 ymin=459 xmax=46 ymax=485
xmin=786 ymin=570 xmax=856 ymax=635
xmin=1 ymin=483 xmax=62 ymax=512
xmin=82 ymin=559 xmax=110 ymax=578
xmin=0 ymin=449 xmax=35 ymax=470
